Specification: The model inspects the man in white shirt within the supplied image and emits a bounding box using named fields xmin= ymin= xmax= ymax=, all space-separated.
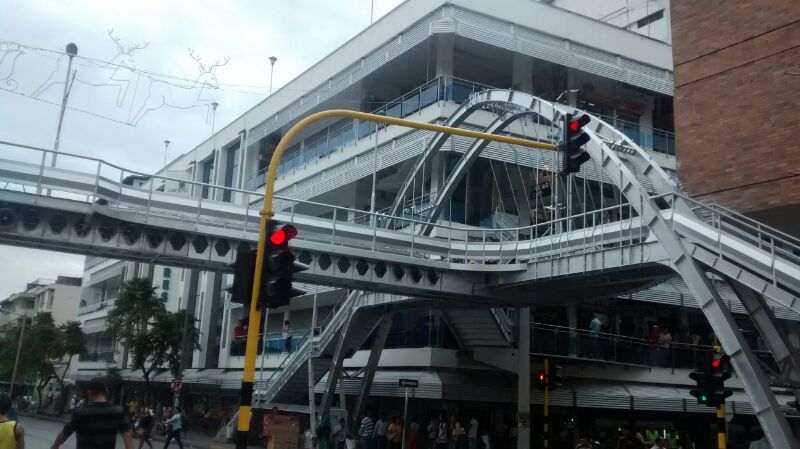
xmin=375 ymin=414 xmax=388 ymax=449
xmin=467 ymin=418 xmax=478 ymax=449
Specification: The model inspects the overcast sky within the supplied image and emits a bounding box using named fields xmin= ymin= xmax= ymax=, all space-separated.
xmin=0 ymin=0 xmax=404 ymax=299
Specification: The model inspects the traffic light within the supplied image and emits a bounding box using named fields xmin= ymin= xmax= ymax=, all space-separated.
xmin=536 ymin=370 xmax=548 ymax=391
xmin=689 ymin=370 xmax=713 ymax=406
xmin=262 ymin=220 xmax=308 ymax=309
xmin=549 ymin=364 xmax=563 ymax=391
xmin=226 ymin=247 xmax=257 ymax=305
xmin=689 ymin=354 xmax=733 ymax=407
xmin=560 ymin=113 xmax=591 ymax=174
xmin=709 ymin=353 xmax=733 ymax=405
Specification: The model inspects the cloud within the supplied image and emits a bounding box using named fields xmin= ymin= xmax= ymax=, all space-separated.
xmin=0 ymin=0 xmax=404 ymax=297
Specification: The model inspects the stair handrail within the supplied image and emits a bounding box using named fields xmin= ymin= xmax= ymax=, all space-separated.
xmin=653 ymin=191 xmax=800 ymax=259
xmin=255 ymin=290 xmax=358 ymax=401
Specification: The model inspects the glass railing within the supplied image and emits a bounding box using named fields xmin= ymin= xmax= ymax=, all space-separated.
xmin=594 ymin=113 xmax=675 ymax=156
xmin=228 ymin=331 xmax=307 ymax=357
xmin=530 ymin=322 xmax=776 ymax=372
xmin=78 ymin=351 xmax=115 ymax=362
xmin=77 ymin=298 xmax=116 ymax=316
xmin=244 ymin=76 xmax=493 ymax=190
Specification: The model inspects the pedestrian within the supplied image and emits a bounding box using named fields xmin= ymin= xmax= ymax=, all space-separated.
xmin=643 ymin=422 xmax=659 ymax=447
xmin=128 ymin=395 xmax=139 ymax=420
xmin=136 ymin=408 xmax=154 ymax=449
xmin=649 ymin=437 xmax=667 ymax=449
xmin=0 ymin=394 xmax=24 ymax=449
xmin=283 ymin=320 xmax=293 ymax=352
xmin=409 ymin=420 xmax=421 ymax=449
xmin=467 ymin=417 xmax=478 ymax=449
xmin=333 ymin=418 xmax=347 ymax=449
xmin=375 ymin=414 xmax=388 ymax=449
xmin=387 ymin=417 xmax=401 ymax=449
xmin=658 ymin=328 xmax=672 ymax=367
xmin=49 ymin=377 xmax=134 ymax=449
xmin=451 ymin=419 xmax=465 ymax=449
xmin=589 ymin=314 xmax=602 ymax=358
xmin=359 ymin=411 xmax=374 ymax=449
xmin=427 ymin=417 xmax=438 ymax=449
xmin=163 ymin=406 xmax=185 ymax=449
xmin=435 ymin=416 xmax=448 ymax=449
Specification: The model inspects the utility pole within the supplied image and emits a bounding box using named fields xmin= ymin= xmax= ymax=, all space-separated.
xmin=1 ymin=308 xmax=26 ymax=398
xmin=51 ymin=43 xmax=79 ymax=169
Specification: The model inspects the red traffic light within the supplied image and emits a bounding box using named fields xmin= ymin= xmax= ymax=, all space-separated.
xmin=537 ymin=371 xmax=546 ymax=381
xmin=568 ymin=114 xmax=590 ymax=132
xmin=711 ymin=359 xmax=721 ymax=368
xmin=270 ymin=224 xmax=298 ymax=245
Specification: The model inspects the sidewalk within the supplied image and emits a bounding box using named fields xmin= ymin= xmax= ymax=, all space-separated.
xmin=20 ymin=412 xmax=262 ymax=449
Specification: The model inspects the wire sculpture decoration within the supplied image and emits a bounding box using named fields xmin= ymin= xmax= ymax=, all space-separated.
xmin=0 ymin=33 xmax=229 ymax=127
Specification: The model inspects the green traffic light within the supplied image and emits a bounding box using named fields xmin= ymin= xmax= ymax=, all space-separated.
xmin=700 ymin=395 xmax=708 ymax=402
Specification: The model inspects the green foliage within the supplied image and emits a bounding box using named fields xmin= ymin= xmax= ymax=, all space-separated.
xmin=107 ymin=277 xmax=200 ymax=385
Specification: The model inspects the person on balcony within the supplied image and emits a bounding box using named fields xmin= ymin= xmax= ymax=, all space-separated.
xmin=283 ymin=320 xmax=293 ymax=353
xmin=233 ymin=320 xmax=246 ymax=355
xmin=588 ymin=314 xmax=602 ymax=359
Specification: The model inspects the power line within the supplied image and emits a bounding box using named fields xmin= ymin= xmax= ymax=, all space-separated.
xmin=0 ymin=86 xmax=133 ymax=126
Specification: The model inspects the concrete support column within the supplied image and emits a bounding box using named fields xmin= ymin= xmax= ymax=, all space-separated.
xmin=566 ymin=69 xmax=578 ymax=107
xmin=567 ymin=304 xmax=578 ymax=357
xmin=512 ymin=53 xmax=533 ymax=93
xmin=516 ymin=307 xmax=531 ymax=449
xmin=435 ymin=34 xmax=454 ymax=78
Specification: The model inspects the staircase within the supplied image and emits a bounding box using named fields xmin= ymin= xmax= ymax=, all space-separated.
xmin=443 ymin=307 xmax=514 ymax=348
xmin=254 ymin=291 xmax=386 ymax=406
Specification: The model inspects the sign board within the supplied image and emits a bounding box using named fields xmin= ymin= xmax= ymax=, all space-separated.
xmin=170 ymin=379 xmax=183 ymax=392
xmin=398 ymin=379 xmax=419 ymax=388
xmin=263 ymin=413 xmax=300 ymax=449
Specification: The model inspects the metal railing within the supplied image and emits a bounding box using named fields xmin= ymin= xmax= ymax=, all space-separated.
xmin=244 ymin=76 xmax=500 ymax=190
xmin=530 ymin=322 xmax=777 ymax=372
xmin=654 ymin=191 xmax=800 ymax=292
xmin=77 ymin=298 xmax=116 ymax=316
xmin=0 ymin=139 xmax=654 ymax=270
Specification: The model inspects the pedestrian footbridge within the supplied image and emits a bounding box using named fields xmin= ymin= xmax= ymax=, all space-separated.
xmin=1 ymin=90 xmax=799 ymax=446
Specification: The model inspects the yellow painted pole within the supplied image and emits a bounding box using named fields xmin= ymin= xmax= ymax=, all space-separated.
xmin=543 ymin=358 xmax=550 ymax=449
xmin=714 ymin=344 xmax=726 ymax=449
xmin=235 ymin=110 xmax=559 ymax=448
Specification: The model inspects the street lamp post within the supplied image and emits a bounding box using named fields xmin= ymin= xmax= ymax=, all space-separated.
xmin=51 ymin=42 xmax=79 ymax=169
xmin=1 ymin=308 xmax=27 ymax=398
xmin=269 ymin=56 xmax=277 ymax=95
xmin=163 ymin=140 xmax=171 ymax=167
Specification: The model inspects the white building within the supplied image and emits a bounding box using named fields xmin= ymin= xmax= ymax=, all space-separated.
xmin=68 ymin=0 xmax=790 ymax=440
xmin=0 ymin=276 xmax=82 ymax=326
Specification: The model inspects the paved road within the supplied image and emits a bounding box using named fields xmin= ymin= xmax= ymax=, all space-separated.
xmin=19 ymin=415 xmax=124 ymax=448
xmin=19 ymin=415 xmax=255 ymax=449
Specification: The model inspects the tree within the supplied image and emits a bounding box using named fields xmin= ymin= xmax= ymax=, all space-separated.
xmin=106 ymin=277 xmax=200 ymax=394
xmin=3 ymin=313 xmax=86 ymax=414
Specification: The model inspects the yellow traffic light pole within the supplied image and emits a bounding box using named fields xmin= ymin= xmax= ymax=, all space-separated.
xmin=235 ymin=109 xmax=558 ymax=448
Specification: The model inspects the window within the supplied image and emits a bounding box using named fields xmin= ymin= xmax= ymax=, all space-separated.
xmin=223 ymin=144 xmax=240 ymax=202
xmin=177 ymin=296 xmax=182 ymax=309
xmin=161 ymin=292 xmax=168 ymax=302
xmin=163 ymin=268 xmax=171 ymax=279
xmin=201 ymin=155 xmax=215 ymax=199
xmin=162 ymin=280 xmax=170 ymax=291
xmin=181 ymin=269 xmax=185 ymax=281
xmin=637 ymin=9 xmax=664 ymax=28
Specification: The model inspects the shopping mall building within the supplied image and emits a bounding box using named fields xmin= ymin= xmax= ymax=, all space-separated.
xmin=70 ymin=0 xmax=798 ymax=445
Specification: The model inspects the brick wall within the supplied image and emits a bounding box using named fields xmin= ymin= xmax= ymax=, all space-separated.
xmin=671 ymin=0 xmax=800 ymax=214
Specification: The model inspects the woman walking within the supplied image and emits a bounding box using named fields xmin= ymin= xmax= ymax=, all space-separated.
xmin=137 ymin=408 xmax=154 ymax=449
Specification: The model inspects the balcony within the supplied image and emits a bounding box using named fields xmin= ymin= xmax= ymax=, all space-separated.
xmin=229 ymin=331 xmax=307 ymax=357
xmin=78 ymin=351 xmax=115 ymax=363
xmin=77 ymin=298 xmax=116 ymax=316
xmin=244 ymin=76 xmax=489 ymax=191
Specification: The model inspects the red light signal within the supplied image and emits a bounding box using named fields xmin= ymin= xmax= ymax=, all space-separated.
xmin=711 ymin=359 xmax=721 ymax=368
xmin=538 ymin=373 xmax=545 ymax=381
xmin=269 ymin=224 xmax=298 ymax=246
xmin=561 ymin=113 xmax=591 ymax=175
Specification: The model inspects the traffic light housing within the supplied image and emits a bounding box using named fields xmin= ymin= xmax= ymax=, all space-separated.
xmin=262 ymin=220 xmax=308 ymax=309
xmin=536 ymin=370 xmax=548 ymax=391
xmin=560 ymin=113 xmax=591 ymax=175
xmin=689 ymin=353 xmax=733 ymax=407
xmin=226 ymin=246 xmax=257 ymax=305
xmin=549 ymin=364 xmax=563 ymax=391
